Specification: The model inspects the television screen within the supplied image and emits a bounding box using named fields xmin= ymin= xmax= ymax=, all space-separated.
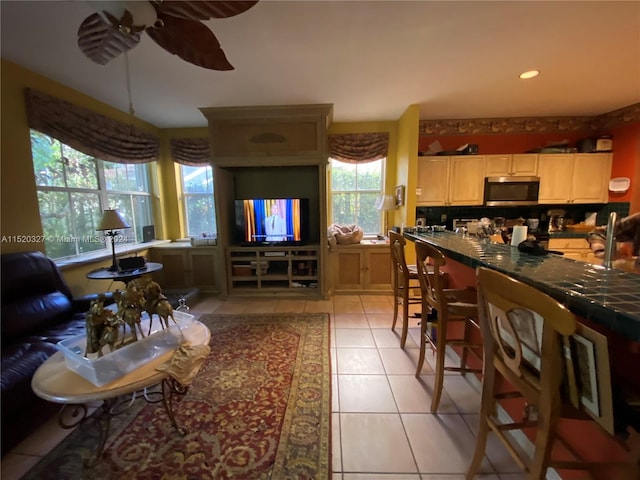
xmin=235 ymin=198 xmax=308 ymax=245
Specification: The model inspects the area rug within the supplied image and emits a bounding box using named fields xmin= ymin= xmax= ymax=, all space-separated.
xmin=21 ymin=313 xmax=331 ymax=480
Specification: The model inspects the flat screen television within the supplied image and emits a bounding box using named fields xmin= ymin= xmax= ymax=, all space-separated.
xmin=234 ymin=198 xmax=309 ymax=246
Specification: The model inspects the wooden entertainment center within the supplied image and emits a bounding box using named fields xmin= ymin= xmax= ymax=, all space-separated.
xmin=227 ymin=246 xmax=319 ymax=294
xmin=200 ymin=104 xmax=333 ymax=299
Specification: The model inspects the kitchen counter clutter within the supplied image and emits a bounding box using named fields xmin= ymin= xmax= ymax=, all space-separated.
xmin=547 ymin=233 xmax=599 ymax=264
xmin=404 ymin=230 xmax=640 ymax=341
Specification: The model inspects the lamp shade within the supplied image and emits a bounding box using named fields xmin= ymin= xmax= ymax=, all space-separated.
xmin=375 ymin=194 xmax=395 ymax=211
xmin=97 ymin=209 xmax=130 ymax=231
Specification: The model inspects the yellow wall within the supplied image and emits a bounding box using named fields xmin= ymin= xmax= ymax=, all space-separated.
xmin=396 ymin=105 xmax=420 ymax=264
xmin=1 ymin=60 xmax=420 ymax=295
xmin=327 ymin=121 xmax=399 ymax=228
xmin=327 ymin=113 xmax=420 ymax=233
xmin=159 ymin=127 xmax=209 ymax=239
xmin=1 ymin=60 xmax=164 ymax=249
xmin=397 ymin=105 xmax=420 ymax=228
xmin=0 ymin=60 xmax=178 ymax=294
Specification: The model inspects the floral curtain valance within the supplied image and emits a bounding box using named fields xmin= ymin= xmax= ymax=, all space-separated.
xmin=170 ymin=137 xmax=211 ymax=166
xmin=328 ymin=132 xmax=389 ymax=163
xmin=24 ymin=88 xmax=160 ymax=164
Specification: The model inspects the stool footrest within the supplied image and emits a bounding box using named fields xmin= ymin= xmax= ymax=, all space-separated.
xmin=444 ymin=366 xmax=482 ymax=374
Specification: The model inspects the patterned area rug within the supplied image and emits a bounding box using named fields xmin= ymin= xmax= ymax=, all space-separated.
xmin=22 ymin=313 xmax=331 ymax=479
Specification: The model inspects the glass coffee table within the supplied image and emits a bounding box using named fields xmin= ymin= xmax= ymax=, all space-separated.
xmin=31 ymin=318 xmax=210 ymax=466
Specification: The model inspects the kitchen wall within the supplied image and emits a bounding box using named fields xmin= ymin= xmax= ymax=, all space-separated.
xmin=418 ymin=131 xmax=585 ymax=156
xmin=607 ymin=121 xmax=640 ymax=209
xmin=418 ymin=106 xmax=640 ymax=212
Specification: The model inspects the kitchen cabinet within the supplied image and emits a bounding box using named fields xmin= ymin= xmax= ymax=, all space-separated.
xmin=417 ymin=155 xmax=486 ymax=206
xmin=548 ymin=237 xmax=599 ymax=264
xmin=538 ymin=153 xmax=611 ymax=204
xmin=149 ymin=245 xmax=219 ymax=293
xmin=417 ymin=156 xmax=448 ymax=205
xmin=571 ymin=154 xmax=612 ymax=203
xmin=330 ymin=242 xmax=392 ymax=293
xmin=485 ymin=154 xmax=538 ymax=177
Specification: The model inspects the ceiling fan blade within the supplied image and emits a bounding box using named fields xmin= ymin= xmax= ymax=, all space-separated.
xmin=154 ymin=1 xmax=259 ymax=21
xmin=146 ymin=15 xmax=234 ymax=70
xmin=77 ymin=13 xmax=140 ymax=65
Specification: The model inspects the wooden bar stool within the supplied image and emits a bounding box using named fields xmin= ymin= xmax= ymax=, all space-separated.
xmin=414 ymin=240 xmax=482 ymax=413
xmin=389 ymin=231 xmax=421 ymax=349
xmin=467 ymin=267 xmax=639 ymax=480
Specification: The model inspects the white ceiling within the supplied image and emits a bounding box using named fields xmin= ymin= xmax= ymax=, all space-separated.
xmin=2 ymin=1 xmax=639 ymax=128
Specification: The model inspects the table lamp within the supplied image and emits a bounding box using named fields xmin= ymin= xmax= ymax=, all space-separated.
xmin=97 ymin=209 xmax=130 ymax=271
xmin=375 ymin=194 xmax=396 ymax=236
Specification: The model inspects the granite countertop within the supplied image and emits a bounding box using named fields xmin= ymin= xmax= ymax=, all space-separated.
xmin=404 ymin=231 xmax=640 ymax=341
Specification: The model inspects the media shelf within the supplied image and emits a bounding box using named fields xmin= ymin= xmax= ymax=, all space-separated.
xmin=227 ymin=245 xmax=321 ymax=297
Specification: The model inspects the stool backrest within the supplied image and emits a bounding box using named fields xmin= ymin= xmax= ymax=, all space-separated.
xmin=389 ymin=231 xmax=412 ymax=286
xmin=475 ymin=267 xmax=578 ymax=407
xmin=414 ymin=240 xmax=447 ymax=314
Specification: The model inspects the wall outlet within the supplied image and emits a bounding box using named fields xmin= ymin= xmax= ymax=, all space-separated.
xmin=441 ymin=214 xmax=447 ymax=222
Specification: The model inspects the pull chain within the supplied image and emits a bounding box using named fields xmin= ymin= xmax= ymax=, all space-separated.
xmin=124 ymin=51 xmax=135 ymax=117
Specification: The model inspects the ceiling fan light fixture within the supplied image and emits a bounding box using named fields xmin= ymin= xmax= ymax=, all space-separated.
xmin=519 ymin=69 xmax=540 ymax=80
xmin=79 ymin=1 xmax=259 ymax=71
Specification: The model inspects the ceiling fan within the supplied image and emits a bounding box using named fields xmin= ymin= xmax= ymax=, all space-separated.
xmin=77 ymin=1 xmax=259 ymax=71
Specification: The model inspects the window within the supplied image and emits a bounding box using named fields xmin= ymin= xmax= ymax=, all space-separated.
xmin=330 ymin=158 xmax=385 ymax=235
xmin=180 ymin=164 xmax=216 ymax=237
xmin=30 ymin=130 xmax=154 ymax=260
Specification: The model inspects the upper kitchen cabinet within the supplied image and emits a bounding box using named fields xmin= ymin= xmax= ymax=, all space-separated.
xmin=417 ymin=156 xmax=449 ymax=205
xmin=485 ymin=154 xmax=538 ymax=177
xmin=571 ymin=153 xmax=612 ymax=203
xmin=538 ymin=153 xmax=611 ymax=204
xmin=200 ymin=104 xmax=333 ymax=167
xmin=417 ymin=155 xmax=486 ymax=206
xmin=537 ymin=154 xmax=574 ymax=203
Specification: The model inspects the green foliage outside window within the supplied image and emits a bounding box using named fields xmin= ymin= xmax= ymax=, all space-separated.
xmin=181 ymin=165 xmax=216 ymax=237
xmin=331 ymin=159 xmax=384 ymax=235
xmin=30 ymin=130 xmax=154 ymax=260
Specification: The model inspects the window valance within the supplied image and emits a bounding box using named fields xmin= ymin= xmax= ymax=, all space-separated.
xmin=24 ymin=88 xmax=159 ymax=164
xmin=328 ymin=132 xmax=389 ymax=163
xmin=170 ymin=137 xmax=211 ymax=166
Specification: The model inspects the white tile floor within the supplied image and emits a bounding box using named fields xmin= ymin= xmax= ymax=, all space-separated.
xmin=1 ymin=294 xmax=530 ymax=480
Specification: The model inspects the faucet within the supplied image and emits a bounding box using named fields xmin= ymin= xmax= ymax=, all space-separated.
xmin=603 ymin=212 xmax=617 ymax=269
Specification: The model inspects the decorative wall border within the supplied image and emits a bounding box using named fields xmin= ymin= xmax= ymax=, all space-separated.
xmin=597 ymin=103 xmax=640 ymax=131
xmin=419 ymin=103 xmax=640 ymax=135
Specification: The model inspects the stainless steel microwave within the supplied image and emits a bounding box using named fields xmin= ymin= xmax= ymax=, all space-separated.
xmin=484 ymin=176 xmax=540 ymax=206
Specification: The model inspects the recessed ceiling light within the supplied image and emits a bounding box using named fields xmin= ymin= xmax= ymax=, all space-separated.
xmin=519 ymin=70 xmax=540 ymax=79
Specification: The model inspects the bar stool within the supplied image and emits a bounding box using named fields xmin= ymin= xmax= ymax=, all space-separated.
xmin=389 ymin=231 xmax=421 ymax=348
xmin=467 ymin=267 xmax=639 ymax=480
xmin=414 ymin=240 xmax=482 ymax=413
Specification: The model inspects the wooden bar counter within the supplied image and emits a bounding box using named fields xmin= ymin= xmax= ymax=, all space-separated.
xmin=404 ymin=229 xmax=640 ymax=478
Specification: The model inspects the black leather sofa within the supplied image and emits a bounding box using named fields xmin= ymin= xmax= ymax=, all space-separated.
xmin=0 ymin=251 xmax=111 ymax=454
